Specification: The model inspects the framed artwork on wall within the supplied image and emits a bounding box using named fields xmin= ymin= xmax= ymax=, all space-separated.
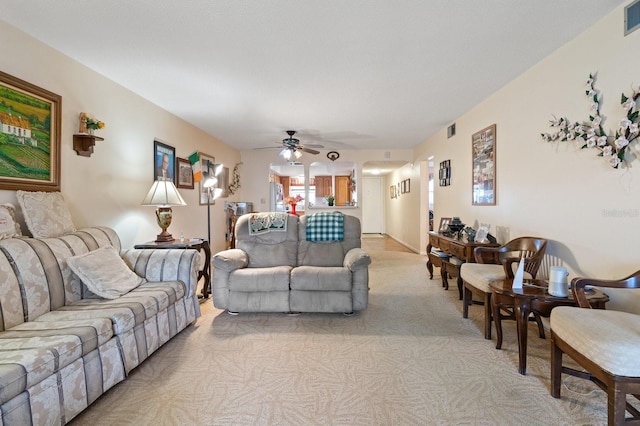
xmin=154 ymin=140 xmax=176 ymax=183
xmin=218 ymin=166 xmax=230 ymax=198
xmin=471 ymin=124 xmax=496 ymax=205
xmin=390 ymin=185 xmax=396 ymax=199
xmin=439 ymin=160 xmax=451 ymax=186
xmin=198 ymin=152 xmax=215 ymax=205
xmin=0 ymin=71 xmax=61 ymax=191
xmin=176 ymin=157 xmax=194 ymax=189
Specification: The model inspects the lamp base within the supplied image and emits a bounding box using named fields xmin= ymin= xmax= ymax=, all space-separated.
xmin=155 ymin=231 xmax=174 ymax=242
xmin=155 ymin=207 xmax=175 ymax=242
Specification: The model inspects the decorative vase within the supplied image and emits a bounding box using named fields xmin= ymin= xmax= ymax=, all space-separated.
xmin=328 ymin=201 xmax=334 ymax=206
xmin=291 ymin=204 xmax=296 ymax=215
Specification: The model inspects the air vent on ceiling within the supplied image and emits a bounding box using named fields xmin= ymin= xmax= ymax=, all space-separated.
xmin=625 ymin=0 xmax=640 ymax=36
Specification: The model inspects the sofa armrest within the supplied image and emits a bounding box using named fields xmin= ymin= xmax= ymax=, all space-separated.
xmin=344 ymin=248 xmax=372 ymax=271
xmin=120 ymin=248 xmax=201 ymax=298
xmin=213 ymin=249 xmax=248 ymax=272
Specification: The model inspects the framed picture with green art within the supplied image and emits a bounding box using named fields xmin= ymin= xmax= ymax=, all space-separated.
xmin=0 ymin=71 xmax=61 ymax=191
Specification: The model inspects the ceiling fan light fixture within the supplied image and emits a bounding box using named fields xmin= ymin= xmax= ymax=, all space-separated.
xmin=293 ymin=149 xmax=302 ymax=159
xmin=282 ymin=149 xmax=292 ymax=160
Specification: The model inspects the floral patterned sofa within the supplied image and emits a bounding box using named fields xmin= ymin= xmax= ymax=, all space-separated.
xmin=0 ymin=226 xmax=201 ymax=425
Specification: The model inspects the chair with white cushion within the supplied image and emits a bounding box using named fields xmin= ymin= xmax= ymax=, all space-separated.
xmin=550 ymin=271 xmax=640 ymax=425
xmin=460 ymin=236 xmax=547 ymax=339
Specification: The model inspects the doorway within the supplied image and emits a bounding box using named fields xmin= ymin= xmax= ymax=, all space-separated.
xmin=362 ymin=177 xmax=384 ymax=233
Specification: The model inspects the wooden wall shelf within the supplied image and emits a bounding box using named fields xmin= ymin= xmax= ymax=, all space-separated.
xmin=73 ymin=134 xmax=104 ymax=157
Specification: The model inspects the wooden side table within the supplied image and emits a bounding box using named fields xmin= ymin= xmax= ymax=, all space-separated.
xmin=489 ymin=278 xmax=609 ymax=375
xmin=134 ymin=238 xmax=212 ymax=299
xmin=426 ymin=231 xmax=499 ymax=299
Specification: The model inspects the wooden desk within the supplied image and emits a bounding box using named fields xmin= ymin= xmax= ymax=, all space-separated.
xmin=426 ymin=231 xmax=498 ymax=299
xmin=489 ymin=279 xmax=608 ymax=375
xmin=134 ymin=238 xmax=212 ymax=299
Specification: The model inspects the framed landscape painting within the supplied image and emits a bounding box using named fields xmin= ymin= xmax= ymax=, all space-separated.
xmin=0 ymin=71 xmax=61 ymax=191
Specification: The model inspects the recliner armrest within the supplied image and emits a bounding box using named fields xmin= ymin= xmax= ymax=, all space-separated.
xmin=213 ymin=249 xmax=248 ymax=272
xmin=344 ymin=248 xmax=371 ymax=271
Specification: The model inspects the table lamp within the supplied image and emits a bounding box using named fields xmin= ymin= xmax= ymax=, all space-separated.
xmin=142 ymin=177 xmax=187 ymax=242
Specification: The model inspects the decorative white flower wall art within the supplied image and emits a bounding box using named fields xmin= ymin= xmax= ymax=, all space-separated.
xmin=541 ymin=74 xmax=640 ymax=168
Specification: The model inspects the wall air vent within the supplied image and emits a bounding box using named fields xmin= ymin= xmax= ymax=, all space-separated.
xmin=625 ymin=0 xmax=640 ymax=36
xmin=447 ymin=123 xmax=456 ymax=138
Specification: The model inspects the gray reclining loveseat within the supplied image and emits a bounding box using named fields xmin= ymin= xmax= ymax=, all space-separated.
xmin=212 ymin=212 xmax=371 ymax=314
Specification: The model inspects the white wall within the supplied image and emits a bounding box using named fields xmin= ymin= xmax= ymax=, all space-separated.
xmin=384 ymin=162 xmax=421 ymax=252
xmin=414 ymin=3 xmax=640 ymax=291
xmin=0 ymin=21 xmax=241 ymax=252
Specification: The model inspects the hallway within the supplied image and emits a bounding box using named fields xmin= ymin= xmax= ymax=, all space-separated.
xmin=361 ymin=234 xmax=414 ymax=254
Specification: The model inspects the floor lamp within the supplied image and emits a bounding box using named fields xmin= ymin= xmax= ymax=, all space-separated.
xmin=202 ymin=162 xmax=224 ymax=244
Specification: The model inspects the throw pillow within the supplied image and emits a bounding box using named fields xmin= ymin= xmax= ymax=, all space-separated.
xmin=67 ymin=246 xmax=145 ymax=299
xmin=16 ymin=191 xmax=77 ymax=238
xmin=0 ymin=203 xmax=22 ymax=239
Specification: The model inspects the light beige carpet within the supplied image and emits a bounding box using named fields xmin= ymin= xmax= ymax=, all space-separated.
xmin=71 ymin=251 xmax=609 ymax=425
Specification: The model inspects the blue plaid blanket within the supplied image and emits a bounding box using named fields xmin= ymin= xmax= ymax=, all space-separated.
xmin=306 ymin=212 xmax=344 ymax=242
xmin=248 ymin=212 xmax=288 ymax=235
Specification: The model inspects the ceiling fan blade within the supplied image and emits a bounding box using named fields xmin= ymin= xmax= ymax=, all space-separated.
xmin=300 ymin=146 xmax=320 ymax=155
xmin=304 ymin=143 xmax=324 ymax=149
xmin=253 ymin=146 xmax=281 ymax=150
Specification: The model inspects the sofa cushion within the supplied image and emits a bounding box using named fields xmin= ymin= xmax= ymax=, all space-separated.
xmin=291 ymin=266 xmax=352 ymax=291
xmin=235 ymin=213 xmax=299 ymax=267
xmin=67 ymin=246 xmax=146 ymax=299
xmin=16 ymin=191 xmax=77 ymax=238
xmin=0 ymin=334 xmax=88 ymax=404
xmin=5 ymin=318 xmax=113 ymax=349
xmin=0 ymin=203 xmax=22 ymax=239
xmin=298 ymin=214 xmax=362 ymax=267
xmin=35 ymin=281 xmax=187 ymax=335
xmin=229 ymin=266 xmax=292 ymax=292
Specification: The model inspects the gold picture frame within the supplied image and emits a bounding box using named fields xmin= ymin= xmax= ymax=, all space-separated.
xmin=0 ymin=71 xmax=61 ymax=191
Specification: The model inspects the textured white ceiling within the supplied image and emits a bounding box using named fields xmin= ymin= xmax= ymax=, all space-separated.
xmin=0 ymin=0 xmax=623 ymax=153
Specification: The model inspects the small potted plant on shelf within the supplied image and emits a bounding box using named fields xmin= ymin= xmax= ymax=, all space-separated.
xmin=326 ymin=194 xmax=335 ymax=206
xmin=79 ymin=112 xmax=105 ymax=135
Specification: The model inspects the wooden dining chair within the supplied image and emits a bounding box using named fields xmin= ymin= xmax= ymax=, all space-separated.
xmin=550 ymin=270 xmax=640 ymax=425
xmin=460 ymin=236 xmax=547 ymax=340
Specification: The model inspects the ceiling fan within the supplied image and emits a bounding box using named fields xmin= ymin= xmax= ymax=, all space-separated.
xmin=255 ymin=130 xmax=324 ymax=160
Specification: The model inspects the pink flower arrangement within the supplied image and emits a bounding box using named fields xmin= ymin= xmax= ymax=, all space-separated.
xmin=285 ymin=194 xmax=303 ymax=205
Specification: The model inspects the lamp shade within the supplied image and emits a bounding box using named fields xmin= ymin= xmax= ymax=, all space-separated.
xmin=141 ymin=178 xmax=187 ymax=207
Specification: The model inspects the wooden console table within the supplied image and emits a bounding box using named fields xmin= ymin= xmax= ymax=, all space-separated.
xmin=426 ymin=231 xmax=499 ymax=299
xmin=134 ymin=238 xmax=212 ymax=299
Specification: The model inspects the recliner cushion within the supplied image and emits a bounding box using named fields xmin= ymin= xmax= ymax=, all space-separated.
xmin=229 ymin=266 xmax=292 ymax=292
xmin=291 ymin=266 xmax=351 ymax=291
